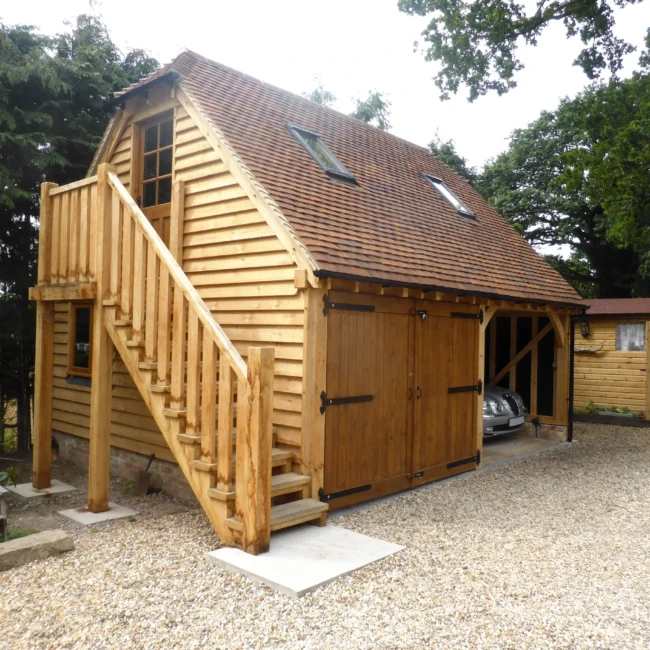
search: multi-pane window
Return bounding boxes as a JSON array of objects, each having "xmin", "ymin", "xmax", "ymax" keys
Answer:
[
  {"xmin": 615, "ymin": 323, "xmax": 646, "ymax": 351},
  {"xmin": 142, "ymin": 115, "xmax": 174, "ymax": 208},
  {"xmin": 69, "ymin": 305, "xmax": 93, "ymax": 376},
  {"xmin": 423, "ymin": 174, "xmax": 475, "ymax": 218}
]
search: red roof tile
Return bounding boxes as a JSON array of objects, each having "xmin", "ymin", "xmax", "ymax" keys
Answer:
[
  {"xmin": 120, "ymin": 51, "xmax": 582, "ymax": 306},
  {"xmin": 584, "ymin": 299, "xmax": 650, "ymax": 316}
]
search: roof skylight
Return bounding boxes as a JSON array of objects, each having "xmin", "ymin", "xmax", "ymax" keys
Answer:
[
  {"xmin": 288, "ymin": 124, "xmax": 356, "ymax": 183},
  {"xmin": 423, "ymin": 174, "xmax": 475, "ymax": 218}
]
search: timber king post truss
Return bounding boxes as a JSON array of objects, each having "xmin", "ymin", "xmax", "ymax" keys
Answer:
[{"xmin": 29, "ymin": 163, "xmax": 327, "ymax": 555}]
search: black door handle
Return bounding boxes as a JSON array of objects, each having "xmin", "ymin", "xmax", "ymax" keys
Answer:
[{"xmin": 417, "ymin": 386, "xmax": 422, "ymax": 399}]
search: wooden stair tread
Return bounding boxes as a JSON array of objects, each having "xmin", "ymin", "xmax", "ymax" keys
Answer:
[
  {"xmin": 273, "ymin": 499, "xmax": 328, "ymax": 532},
  {"xmin": 271, "ymin": 472, "xmax": 309, "ymax": 497},
  {"xmin": 226, "ymin": 499, "xmax": 327, "ymax": 534}
]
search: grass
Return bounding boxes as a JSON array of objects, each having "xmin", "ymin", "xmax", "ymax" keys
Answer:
[{"xmin": 3, "ymin": 524, "xmax": 38, "ymax": 543}]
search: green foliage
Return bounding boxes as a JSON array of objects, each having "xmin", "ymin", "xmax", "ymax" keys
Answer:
[
  {"xmin": 349, "ymin": 91, "xmax": 391, "ymax": 130},
  {"xmin": 428, "ymin": 133, "xmax": 478, "ymax": 183},
  {"xmin": 5, "ymin": 524, "xmax": 38, "ymax": 542},
  {"xmin": 0, "ymin": 17, "xmax": 157, "ymax": 450},
  {"xmin": 302, "ymin": 82, "xmax": 337, "ymax": 107},
  {"xmin": 0, "ymin": 466, "xmax": 18, "ymax": 486},
  {"xmin": 303, "ymin": 84, "xmax": 392, "ymax": 130},
  {"xmin": 575, "ymin": 400, "xmax": 634, "ymax": 415},
  {"xmin": 398, "ymin": 0, "xmax": 643, "ymax": 100},
  {"xmin": 479, "ymin": 70, "xmax": 650, "ymax": 297}
]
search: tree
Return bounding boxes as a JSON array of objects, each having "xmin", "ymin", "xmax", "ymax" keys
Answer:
[
  {"xmin": 479, "ymin": 70, "xmax": 650, "ymax": 298},
  {"xmin": 303, "ymin": 84, "xmax": 393, "ymax": 130},
  {"xmin": 0, "ymin": 16, "xmax": 157, "ymax": 450},
  {"xmin": 398, "ymin": 0, "xmax": 644, "ymax": 101},
  {"xmin": 428, "ymin": 133, "xmax": 478, "ymax": 183},
  {"xmin": 302, "ymin": 82, "xmax": 337, "ymax": 107},
  {"xmin": 350, "ymin": 91, "xmax": 391, "ymax": 130}
]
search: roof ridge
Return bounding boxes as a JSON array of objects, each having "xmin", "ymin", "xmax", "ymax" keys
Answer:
[{"xmin": 162, "ymin": 49, "xmax": 436, "ymax": 156}]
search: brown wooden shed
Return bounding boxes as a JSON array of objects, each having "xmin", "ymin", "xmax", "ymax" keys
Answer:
[
  {"xmin": 30, "ymin": 51, "xmax": 582, "ymax": 554},
  {"xmin": 574, "ymin": 299, "xmax": 650, "ymax": 417}
]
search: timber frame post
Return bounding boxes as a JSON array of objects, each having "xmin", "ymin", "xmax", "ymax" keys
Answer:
[
  {"xmin": 87, "ymin": 164, "xmax": 116, "ymax": 513},
  {"xmin": 235, "ymin": 346, "xmax": 275, "ymax": 554},
  {"xmin": 32, "ymin": 182, "xmax": 58, "ymax": 489}
]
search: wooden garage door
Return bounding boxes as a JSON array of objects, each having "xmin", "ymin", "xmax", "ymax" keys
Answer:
[
  {"xmin": 323, "ymin": 294, "xmax": 412, "ymax": 504},
  {"xmin": 323, "ymin": 293, "xmax": 481, "ymax": 507},
  {"xmin": 411, "ymin": 301, "xmax": 480, "ymax": 485}
]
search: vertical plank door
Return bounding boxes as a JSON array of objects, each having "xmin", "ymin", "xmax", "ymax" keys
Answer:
[
  {"xmin": 323, "ymin": 293, "xmax": 412, "ymax": 508},
  {"xmin": 411, "ymin": 301, "xmax": 480, "ymax": 485}
]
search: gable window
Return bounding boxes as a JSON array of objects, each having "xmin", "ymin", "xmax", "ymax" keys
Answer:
[
  {"xmin": 141, "ymin": 113, "xmax": 174, "ymax": 208},
  {"xmin": 287, "ymin": 124, "xmax": 356, "ymax": 183},
  {"xmin": 69, "ymin": 305, "xmax": 93, "ymax": 377},
  {"xmin": 423, "ymin": 174, "xmax": 474, "ymax": 218},
  {"xmin": 616, "ymin": 323, "xmax": 646, "ymax": 351}
]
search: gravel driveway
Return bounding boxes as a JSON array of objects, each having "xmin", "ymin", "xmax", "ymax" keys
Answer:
[{"xmin": 2, "ymin": 423, "xmax": 650, "ymax": 649}]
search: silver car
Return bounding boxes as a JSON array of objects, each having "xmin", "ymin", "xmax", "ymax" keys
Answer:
[{"xmin": 483, "ymin": 385, "xmax": 528, "ymax": 437}]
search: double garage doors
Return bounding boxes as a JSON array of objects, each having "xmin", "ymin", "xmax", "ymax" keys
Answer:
[{"xmin": 323, "ymin": 292, "xmax": 481, "ymax": 508}]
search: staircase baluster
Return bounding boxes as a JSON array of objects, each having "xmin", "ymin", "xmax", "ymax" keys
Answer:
[
  {"xmin": 132, "ymin": 227, "xmax": 146, "ymax": 343},
  {"xmin": 186, "ymin": 310, "xmax": 201, "ymax": 435},
  {"xmin": 157, "ymin": 264, "xmax": 171, "ymax": 385},
  {"xmin": 217, "ymin": 355, "xmax": 235, "ymax": 493},
  {"xmin": 109, "ymin": 190, "xmax": 123, "ymax": 302},
  {"xmin": 201, "ymin": 333, "xmax": 217, "ymax": 466},
  {"xmin": 120, "ymin": 207, "xmax": 134, "ymax": 319},
  {"xmin": 144, "ymin": 241, "xmax": 159, "ymax": 363},
  {"xmin": 170, "ymin": 291, "xmax": 187, "ymax": 411}
]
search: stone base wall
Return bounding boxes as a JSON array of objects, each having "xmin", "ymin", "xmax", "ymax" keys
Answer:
[
  {"xmin": 53, "ymin": 431, "xmax": 195, "ymax": 501},
  {"xmin": 521, "ymin": 422, "xmax": 569, "ymax": 442}
]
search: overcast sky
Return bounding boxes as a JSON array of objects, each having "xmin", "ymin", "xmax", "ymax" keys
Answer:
[{"xmin": 3, "ymin": 0, "xmax": 648, "ymax": 168}]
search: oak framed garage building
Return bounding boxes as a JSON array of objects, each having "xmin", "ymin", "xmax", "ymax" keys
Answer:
[{"xmin": 30, "ymin": 51, "xmax": 582, "ymax": 554}]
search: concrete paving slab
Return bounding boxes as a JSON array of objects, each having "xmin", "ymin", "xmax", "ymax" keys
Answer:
[
  {"xmin": 0, "ymin": 529, "xmax": 74, "ymax": 572},
  {"xmin": 58, "ymin": 502, "xmax": 137, "ymax": 525},
  {"xmin": 207, "ymin": 524, "xmax": 403, "ymax": 598},
  {"xmin": 6, "ymin": 479, "xmax": 77, "ymax": 499}
]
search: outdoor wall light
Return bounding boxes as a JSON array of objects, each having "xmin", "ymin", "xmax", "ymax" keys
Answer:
[{"xmin": 580, "ymin": 319, "xmax": 590, "ymax": 338}]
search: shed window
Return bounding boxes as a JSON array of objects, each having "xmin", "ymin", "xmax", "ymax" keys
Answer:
[
  {"xmin": 423, "ymin": 174, "xmax": 474, "ymax": 218},
  {"xmin": 616, "ymin": 323, "xmax": 646, "ymax": 351},
  {"xmin": 287, "ymin": 124, "xmax": 356, "ymax": 183},
  {"xmin": 141, "ymin": 113, "xmax": 174, "ymax": 208},
  {"xmin": 69, "ymin": 305, "xmax": 93, "ymax": 377}
]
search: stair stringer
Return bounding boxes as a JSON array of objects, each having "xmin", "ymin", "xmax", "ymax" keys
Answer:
[{"xmin": 103, "ymin": 308, "xmax": 237, "ymax": 546}]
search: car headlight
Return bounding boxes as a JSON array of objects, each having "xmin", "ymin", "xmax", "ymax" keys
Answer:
[{"xmin": 483, "ymin": 398, "xmax": 499, "ymax": 415}]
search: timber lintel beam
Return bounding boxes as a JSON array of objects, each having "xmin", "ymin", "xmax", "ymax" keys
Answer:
[{"xmin": 29, "ymin": 283, "xmax": 97, "ymax": 302}]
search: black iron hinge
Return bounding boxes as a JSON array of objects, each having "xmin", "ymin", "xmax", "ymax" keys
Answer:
[
  {"xmin": 451, "ymin": 309, "xmax": 484, "ymax": 324},
  {"xmin": 320, "ymin": 391, "xmax": 374, "ymax": 414},
  {"xmin": 448, "ymin": 379, "xmax": 482, "ymax": 395},
  {"xmin": 411, "ymin": 309, "xmax": 429, "ymax": 320},
  {"xmin": 447, "ymin": 449, "xmax": 481, "ymax": 470},
  {"xmin": 323, "ymin": 295, "xmax": 375, "ymax": 316},
  {"xmin": 318, "ymin": 484, "xmax": 371, "ymax": 502}
]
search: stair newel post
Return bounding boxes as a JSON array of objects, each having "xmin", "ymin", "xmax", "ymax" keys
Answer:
[
  {"xmin": 32, "ymin": 181, "xmax": 58, "ymax": 489},
  {"xmin": 88, "ymin": 164, "xmax": 116, "ymax": 513},
  {"xmin": 235, "ymin": 347, "xmax": 275, "ymax": 555}
]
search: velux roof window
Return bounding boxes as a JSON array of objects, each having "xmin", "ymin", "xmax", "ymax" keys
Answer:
[
  {"xmin": 423, "ymin": 174, "xmax": 475, "ymax": 218},
  {"xmin": 288, "ymin": 124, "xmax": 356, "ymax": 183}
]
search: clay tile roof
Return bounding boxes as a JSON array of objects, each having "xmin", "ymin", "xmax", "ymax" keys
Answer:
[
  {"xmin": 119, "ymin": 51, "xmax": 582, "ymax": 306},
  {"xmin": 584, "ymin": 299, "xmax": 650, "ymax": 316}
]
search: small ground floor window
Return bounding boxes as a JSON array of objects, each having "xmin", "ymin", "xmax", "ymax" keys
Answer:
[{"xmin": 68, "ymin": 304, "xmax": 93, "ymax": 377}]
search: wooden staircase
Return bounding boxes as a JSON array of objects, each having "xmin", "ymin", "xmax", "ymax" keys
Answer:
[{"xmin": 33, "ymin": 163, "xmax": 327, "ymax": 554}]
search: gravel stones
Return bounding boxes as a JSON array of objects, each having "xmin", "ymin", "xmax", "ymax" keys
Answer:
[{"xmin": 2, "ymin": 424, "xmax": 649, "ymax": 649}]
